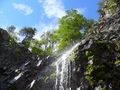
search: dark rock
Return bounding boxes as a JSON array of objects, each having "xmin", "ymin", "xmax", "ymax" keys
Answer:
[
  {"xmin": 0, "ymin": 28, "xmax": 56, "ymax": 90},
  {"xmin": 0, "ymin": 28, "xmax": 10, "ymax": 44},
  {"xmin": 69, "ymin": 3, "xmax": 120, "ymax": 89}
]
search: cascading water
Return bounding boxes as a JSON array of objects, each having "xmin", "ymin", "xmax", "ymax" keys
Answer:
[{"xmin": 55, "ymin": 43, "xmax": 80, "ymax": 90}]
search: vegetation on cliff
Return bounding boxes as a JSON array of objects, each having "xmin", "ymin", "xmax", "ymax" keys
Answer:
[
  {"xmin": 68, "ymin": 0, "xmax": 120, "ymax": 89},
  {"xmin": 0, "ymin": 0, "xmax": 120, "ymax": 90}
]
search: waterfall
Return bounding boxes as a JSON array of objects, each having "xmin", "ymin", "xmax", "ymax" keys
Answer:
[{"xmin": 55, "ymin": 43, "xmax": 80, "ymax": 90}]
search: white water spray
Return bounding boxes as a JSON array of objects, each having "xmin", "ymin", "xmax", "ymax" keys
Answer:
[{"xmin": 55, "ymin": 43, "xmax": 80, "ymax": 90}]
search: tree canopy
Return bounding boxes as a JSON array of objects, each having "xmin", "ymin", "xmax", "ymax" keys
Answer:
[
  {"xmin": 19, "ymin": 27, "xmax": 36, "ymax": 38},
  {"xmin": 6, "ymin": 10, "xmax": 94, "ymax": 56},
  {"xmin": 19, "ymin": 27, "xmax": 37, "ymax": 48},
  {"xmin": 56, "ymin": 10, "xmax": 94, "ymax": 51}
]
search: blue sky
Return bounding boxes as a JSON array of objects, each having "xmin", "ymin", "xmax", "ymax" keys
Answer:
[{"xmin": 0, "ymin": 0, "xmax": 99, "ymax": 38}]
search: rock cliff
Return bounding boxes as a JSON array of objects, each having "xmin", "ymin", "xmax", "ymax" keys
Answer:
[
  {"xmin": 0, "ymin": 28, "xmax": 55, "ymax": 90},
  {"xmin": 69, "ymin": 1, "xmax": 120, "ymax": 89}
]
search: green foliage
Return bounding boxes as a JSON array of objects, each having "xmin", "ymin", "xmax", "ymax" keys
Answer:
[
  {"xmin": 19, "ymin": 27, "xmax": 36, "ymax": 48},
  {"xmin": 106, "ymin": 0, "xmax": 117, "ymax": 13},
  {"xmin": 69, "ymin": 52, "xmax": 76, "ymax": 62},
  {"xmin": 41, "ymin": 31, "xmax": 57, "ymax": 48},
  {"xmin": 19, "ymin": 27, "xmax": 36, "ymax": 38},
  {"xmin": 30, "ymin": 40, "xmax": 47, "ymax": 57},
  {"xmin": 9, "ymin": 37, "xmax": 17, "ymax": 47},
  {"xmin": 56, "ymin": 10, "xmax": 84, "ymax": 50},
  {"xmin": 43, "ymin": 72, "xmax": 56, "ymax": 83},
  {"xmin": 30, "ymin": 39, "xmax": 53, "ymax": 57},
  {"xmin": 7, "ymin": 25, "xmax": 16, "ymax": 34},
  {"xmin": 56, "ymin": 10, "xmax": 93, "ymax": 51},
  {"xmin": 7, "ymin": 25, "xmax": 18, "ymax": 41},
  {"xmin": 114, "ymin": 59, "xmax": 120, "ymax": 65},
  {"xmin": 77, "ymin": 40, "xmax": 120, "ymax": 89},
  {"xmin": 98, "ymin": 0, "xmax": 118, "ymax": 14},
  {"xmin": 6, "ymin": 9, "xmax": 94, "ymax": 56},
  {"xmin": 57, "ymin": 40, "xmax": 70, "ymax": 51},
  {"xmin": 5, "ymin": 10, "xmax": 95, "ymax": 57},
  {"xmin": 68, "ymin": 46, "xmax": 79, "ymax": 61},
  {"xmin": 7, "ymin": 25, "xmax": 19, "ymax": 47},
  {"xmin": 65, "ymin": 29, "xmax": 120, "ymax": 89},
  {"xmin": 40, "ymin": 31, "xmax": 58, "ymax": 55},
  {"xmin": 85, "ymin": 51, "xmax": 93, "ymax": 57}
]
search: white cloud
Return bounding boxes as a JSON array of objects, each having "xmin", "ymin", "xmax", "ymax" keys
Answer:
[
  {"xmin": 38, "ymin": 0, "xmax": 66, "ymax": 18},
  {"xmin": 12, "ymin": 3, "xmax": 33, "ymax": 15},
  {"xmin": 76, "ymin": 8, "xmax": 86, "ymax": 15}
]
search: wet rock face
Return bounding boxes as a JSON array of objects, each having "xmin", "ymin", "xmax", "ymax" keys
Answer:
[
  {"xmin": 0, "ymin": 29, "xmax": 56, "ymax": 90},
  {"xmin": 71, "ymin": 6, "xmax": 120, "ymax": 90}
]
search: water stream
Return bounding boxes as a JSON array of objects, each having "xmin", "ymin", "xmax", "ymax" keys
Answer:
[{"xmin": 55, "ymin": 43, "xmax": 80, "ymax": 90}]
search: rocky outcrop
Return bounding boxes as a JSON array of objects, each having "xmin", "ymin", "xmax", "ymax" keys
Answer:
[
  {"xmin": 69, "ymin": 3, "xmax": 120, "ymax": 90},
  {"xmin": 0, "ymin": 28, "xmax": 55, "ymax": 90},
  {"xmin": 0, "ymin": 28, "xmax": 10, "ymax": 43}
]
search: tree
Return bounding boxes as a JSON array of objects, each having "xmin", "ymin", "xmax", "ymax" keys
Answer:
[
  {"xmin": 30, "ymin": 39, "xmax": 47, "ymax": 57},
  {"xmin": 7, "ymin": 25, "xmax": 18, "ymax": 45},
  {"xmin": 19, "ymin": 27, "xmax": 36, "ymax": 48},
  {"xmin": 19, "ymin": 27, "xmax": 36, "ymax": 38},
  {"xmin": 39, "ymin": 30, "xmax": 58, "ymax": 55},
  {"xmin": 56, "ymin": 10, "xmax": 86, "ymax": 51},
  {"xmin": 30, "ymin": 32, "xmax": 57, "ymax": 57},
  {"xmin": 7, "ymin": 25, "xmax": 16, "ymax": 34}
]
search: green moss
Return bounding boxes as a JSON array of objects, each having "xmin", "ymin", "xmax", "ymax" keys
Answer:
[
  {"xmin": 95, "ymin": 40, "xmax": 106, "ymax": 45},
  {"xmin": 9, "ymin": 37, "xmax": 17, "ymax": 47},
  {"xmin": 114, "ymin": 59, "xmax": 120, "ymax": 65},
  {"xmin": 115, "ymin": 43, "xmax": 120, "ymax": 51},
  {"xmin": 43, "ymin": 72, "xmax": 56, "ymax": 83},
  {"xmin": 99, "ymin": 86, "xmax": 106, "ymax": 90},
  {"xmin": 85, "ymin": 64, "xmax": 94, "ymax": 75},
  {"xmin": 88, "ymin": 56, "xmax": 94, "ymax": 61},
  {"xmin": 69, "ymin": 52, "xmax": 76, "ymax": 62},
  {"xmin": 49, "ymin": 73, "xmax": 56, "ymax": 79},
  {"xmin": 85, "ymin": 76, "xmax": 94, "ymax": 86},
  {"xmin": 106, "ymin": 0, "xmax": 117, "ymax": 13},
  {"xmin": 44, "ymin": 76, "xmax": 49, "ymax": 83},
  {"xmin": 84, "ymin": 51, "xmax": 94, "ymax": 61},
  {"xmin": 85, "ymin": 51, "xmax": 92, "ymax": 57},
  {"xmin": 98, "ymin": 0, "xmax": 117, "ymax": 14}
]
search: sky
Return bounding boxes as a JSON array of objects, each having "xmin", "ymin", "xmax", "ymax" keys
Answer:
[{"xmin": 0, "ymin": 0, "xmax": 99, "ymax": 38}]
